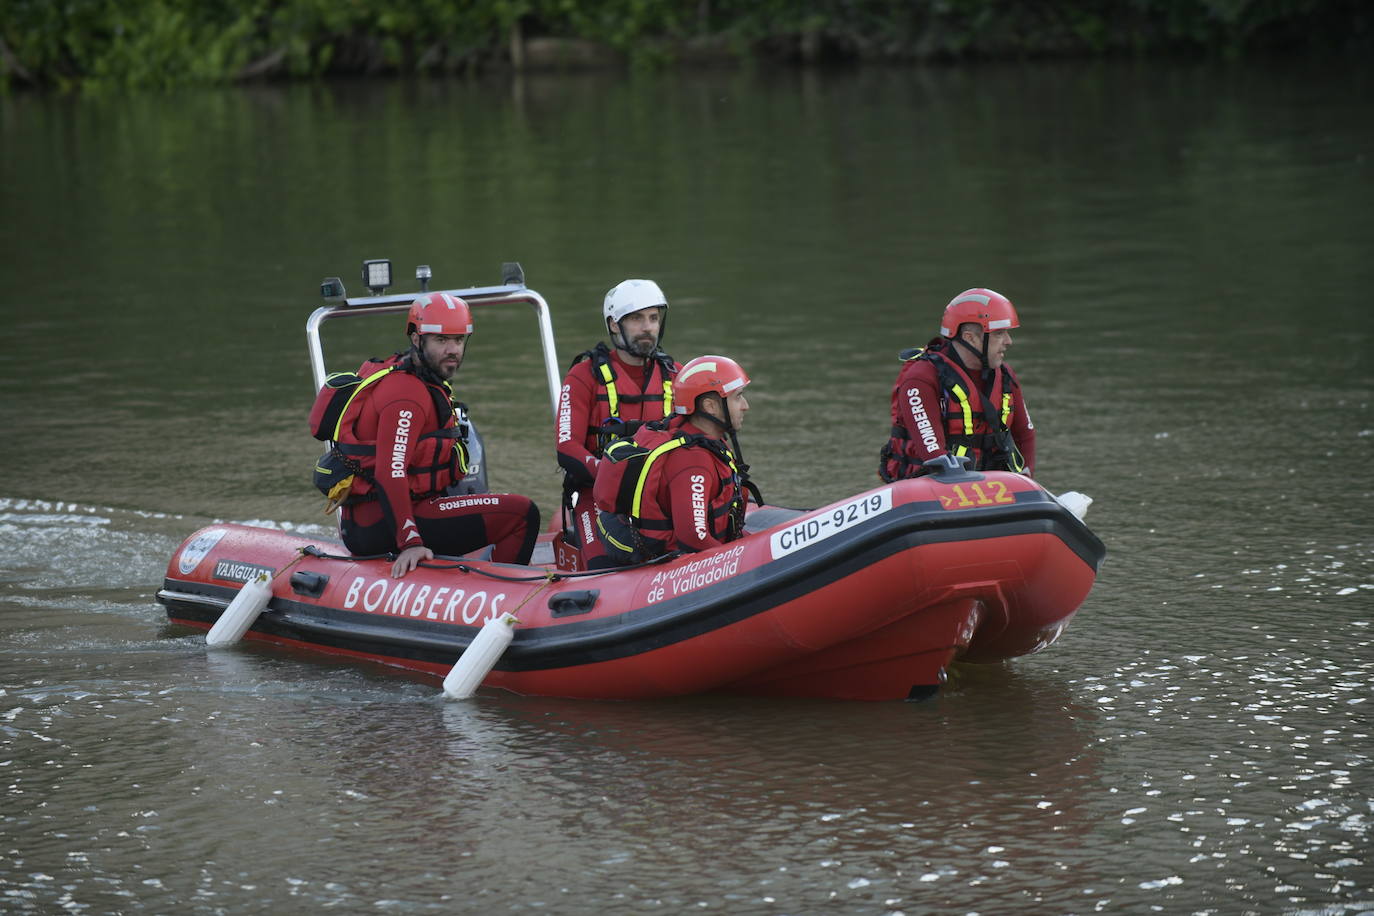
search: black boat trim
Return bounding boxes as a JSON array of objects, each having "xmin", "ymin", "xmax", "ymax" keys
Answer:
[{"xmin": 158, "ymin": 492, "xmax": 1104, "ymax": 674}]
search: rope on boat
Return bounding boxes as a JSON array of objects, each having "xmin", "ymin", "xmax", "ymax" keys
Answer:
[
  {"xmin": 304, "ymin": 545, "xmax": 386, "ymax": 561},
  {"xmin": 504, "ymin": 569, "xmax": 557, "ymax": 617},
  {"xmin": 300, "ymin": 543, "xmax": 680, "ymax": 582}
]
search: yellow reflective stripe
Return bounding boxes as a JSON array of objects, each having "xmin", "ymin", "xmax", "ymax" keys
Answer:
[
  {"xmin": 331, "ymin": 368, "xmax": 395, "ymax": 441},
  {"xmin": 949, "ymin": 383, "xmax": 973, "ymax": 434},
  {"xmin": 662, "ymin": 379, "xmax": 673, "ymax": 417},
  {"xmin": 452, "ymin": 439, "xmax": 469, "ymax": 476},
  {"xmin": 1001, "ymin": 392, "xmax": 1013, "ymax": 425},
  {"xmin": 604, "ymin": 439, "xmax": 638, "ymax": 461},
  {"xmin": 596, "ymin": 514, "xmax": 635, "ymax": 552},
  {"xmin": 598, "ymin": 362, "xmax": 619, "ymax": 416},
  {"xmin": 720, "ymin": 444, "xmax": 739, "ymax": 474},
  {"xmin": 630, "ymin": 437, "xmax": 691, "ymax": 518}
]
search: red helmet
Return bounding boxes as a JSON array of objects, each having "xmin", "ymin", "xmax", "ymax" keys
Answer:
[
  {"xmin": 406, "ymin": 292, "xmax": 473, "ymax": 337},
  {"xmin": 673, "ymin": 355, "xmax": 750, "ymax": 415},
  {"xmin": 939, "ymin": 288, "xmax": 1020, "ymax": 338}
]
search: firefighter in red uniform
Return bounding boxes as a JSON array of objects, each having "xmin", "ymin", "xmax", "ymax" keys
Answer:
[
  {"xmin": 322, "ymin": 292, "xmax": 539, "ymax": 577},
  {"xmin": 881, "ymin": 287, "xmax": 1036, "ymax": 481},
  {"xmin": 592, "ymin": 355, "xmax": 754, "ymax": 567},
  {"xmin": 556, "ymin": 279, "xmax": 679, "ymax": 566}
]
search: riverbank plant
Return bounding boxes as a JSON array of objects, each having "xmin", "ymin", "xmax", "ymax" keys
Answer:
[{"xmin": 1, "ymin": 0, "xmax": 1365, "ymax": 90}]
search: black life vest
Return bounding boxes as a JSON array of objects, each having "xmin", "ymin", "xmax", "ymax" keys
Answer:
[
  {"xmin": 570, "ymin": 342, "xmax": 677, "ymax": 452},
  {"xmin": 593, "ymin": 421, "xmax": 745, "ymax": 548},
  {"xmin": 307, "ymin": 356, "xmax": 469, "ymax": 506},
  {"xmin": 880, "ymin": 344, "xmax": 1026, "ymax": 480}
]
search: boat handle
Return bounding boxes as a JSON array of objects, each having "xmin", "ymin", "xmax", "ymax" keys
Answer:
[
  {"xmin": 289, "ymin": 570, "xmax": 330, "ymax": 598},
  {"xmin": 549, "ymin": 589, "xmax": 599, "ymax": 617}
]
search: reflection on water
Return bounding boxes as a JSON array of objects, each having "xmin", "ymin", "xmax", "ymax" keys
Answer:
[
  {"xmin": 8, "ymin": 493, "xmax": 1368, "ymax": 913},
  {"xmin": 12, "ymin": 617, "xmax": 1364, "ymax": 913},
  {"xmin": 2, "ymin": 570, "xmax": 1369, "ymax": 912},
  {"xmin": 4, "ymin": 633, "xmax": 1103, "ymax": 912},
  {"xmin": 3, "ymin": 57, "xmax": 1373, "ymax": 914}
]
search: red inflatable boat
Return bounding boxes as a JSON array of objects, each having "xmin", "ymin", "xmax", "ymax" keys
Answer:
[
  {"xmin": 159, "ymin": 470, "xmax": 1103, "ymax": 701},
  {"xmin": 155, "ymin": 261, "xmax": 1106, "ymax": 701}
]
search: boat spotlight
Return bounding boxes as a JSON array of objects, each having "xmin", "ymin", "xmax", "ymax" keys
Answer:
[
  {"xmin": 362, "ymin": 259, "xmax": 392, "ymax": 294},
  {"xmin": 320, "ymin": 277, "xmax": 346, "ymax": 300},
  {"xmin": 502, "ymin": 261, "xmax": 525, "ymax": 286},
  {"xmin": 416, "ymin": 264, "xmax": 432, "ymax": 292}
]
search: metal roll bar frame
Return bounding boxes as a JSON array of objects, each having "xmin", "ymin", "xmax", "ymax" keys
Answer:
[{"xmin": 305, "ymin": 278, "xmax": 562, "ymax": 421}]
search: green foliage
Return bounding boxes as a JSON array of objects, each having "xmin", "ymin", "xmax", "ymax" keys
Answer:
[
  {"xmin": 2, "ymin": 0, "xmax": 261, "ymax": 89},
  {"xmin": 0, "ymin": 0, "xmax": 1364, "ymax": 91}
]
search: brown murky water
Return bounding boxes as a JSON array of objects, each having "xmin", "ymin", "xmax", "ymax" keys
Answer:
[{"xmin": 2, "ymin": 58, "xmax": 1371, "ymax": 913}]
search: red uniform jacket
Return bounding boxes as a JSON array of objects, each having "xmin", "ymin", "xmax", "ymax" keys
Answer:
[
  {"xmin": 594, "ymin": 417, "xmax": 745, "ymax": 555},
  {"xmin": 884, "ymin": 345, "xmax": 1035, "ymax": 479},
  {"xmin": 337, "ymin": 356, "xmax": 465, "ymax": 551},
  {"xmin": 556, "ymin": 344, "xmax": 678, "ymax": 490}
]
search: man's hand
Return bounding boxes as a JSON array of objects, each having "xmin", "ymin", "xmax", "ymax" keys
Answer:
[{"xmin": 392, "ymin": 545, "xmax": 433, "ymax": 578}]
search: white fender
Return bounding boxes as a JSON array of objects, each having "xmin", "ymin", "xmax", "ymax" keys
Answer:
[
  {"xmin": 1054, "ymin": 490, "xmax": 1093, "ymax": 521},
  {"xmin": 443, "ymin": 613, "xmax": 519, "ymax": 699},
  {"xmin": 206, "ymin": 572, "xmax": 273, "ymax": 647}
]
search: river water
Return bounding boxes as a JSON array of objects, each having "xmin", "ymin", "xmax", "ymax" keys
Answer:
[{"xmin": 2, "ymin": 57, "xmax": 1372, "ymax": 913}]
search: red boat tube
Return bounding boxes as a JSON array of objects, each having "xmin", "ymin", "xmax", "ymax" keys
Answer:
[{"xmin": 158, "ymin": 468, "xmax": 1105, "ymax": 701}]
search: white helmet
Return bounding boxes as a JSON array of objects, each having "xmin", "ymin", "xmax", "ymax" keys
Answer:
[{"xmin": 604, "ymin": 279, "xmax": 668, "ymax": 324}]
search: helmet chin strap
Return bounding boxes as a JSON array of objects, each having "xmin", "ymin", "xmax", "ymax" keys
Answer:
[
  {"xmin": 406, "ymin": 335, "xmax": 448, "ymax": 385},
  {"xmin": 952, "ymin": 332, "xmax": 994, "ymax": 379},
  {"xmin": 610, "ymin": 320, "xmax": 661, "ymax": 360},
  {"xmin": 609, "ymin": 307, "xmax": 667, "ymax": 359},
  {"xmin": 695, "ymin": 394, "xmax": 749, "ymax": 474},
  {"xmin": 689, "ymin": 391, "xmax": 763, "ymax": 511}
]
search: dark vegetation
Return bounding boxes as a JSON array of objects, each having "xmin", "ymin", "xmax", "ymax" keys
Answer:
[{"xmin": 2, "ymin": 0, "xmax": 1367, "ymax": 90}]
